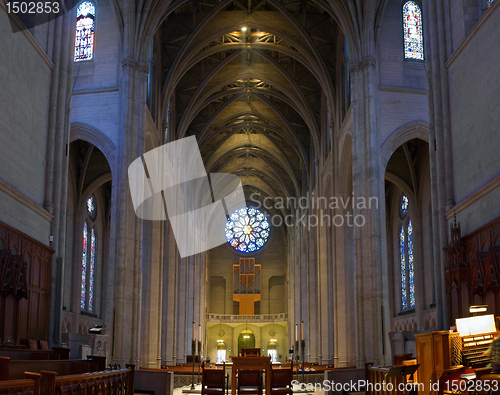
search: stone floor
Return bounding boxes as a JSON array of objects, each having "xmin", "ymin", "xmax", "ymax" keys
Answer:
[{"xmin": 175, "ymin": 383, "xmax": 326, "ymax": 395}]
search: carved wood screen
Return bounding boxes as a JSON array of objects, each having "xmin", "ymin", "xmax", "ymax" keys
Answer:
[
  {"xmin": 0, "ymin": 221, "xmax": 53, "ymax": 346},
  {"xmin": 444, "ymin": 216, "xmax": 500, "ymax": 325}
]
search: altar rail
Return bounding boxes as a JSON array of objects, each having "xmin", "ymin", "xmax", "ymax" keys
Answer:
[
  {"xmin": 206, "ymin": 313, "xmax": 288, "ymax": 323},
  {"xmin": 0, "ymin": 366, "xmax": 134, "ymax": 395}
]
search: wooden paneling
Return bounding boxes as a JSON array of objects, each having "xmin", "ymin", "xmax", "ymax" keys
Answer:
[
  {"xmin": 444, "ymin": 216, "xmax": 500, "ymax": 325},
  {"xmin": 0, "ymin": 221, "xmax": 53, "ymax": 346},
  {"xmin": 415, "ymin": 331, "xmax": 462, "ymax": 395}
]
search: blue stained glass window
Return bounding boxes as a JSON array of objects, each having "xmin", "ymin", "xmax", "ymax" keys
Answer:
[
  {"xmin": 89, "ymin": 228, "xmax": 96, "ymax": 311},
  {"xmin": 400, "ymin": 225, "xmax": 407, "ymax": 310},
  {"xmin": 81, "ymin": 222, "xmax": 88, "ymax": 309},
  {"xmin": 400, "ymin": 194, "xmax": 409, "ymax": 219},
  {"xmin": 403, "ymin": 1, "xmax": 424, "ymax": 60},
  {"xmin": 408, "ymin": 220, "xmax": 415, "ymax": 308},
  {"xmin": 75, "ymin": 1, "xmax": 95, "ymax": 61},
  {"xmin": 225, "ymin": 207, "xmax": 270, "ymax": 253}
]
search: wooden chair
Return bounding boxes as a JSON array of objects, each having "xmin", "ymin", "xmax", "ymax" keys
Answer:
[
  {"xmin": 236, "ymin": 370, "xmax": 262, "ymax": 395},
  {"xmin": 270, "ymin": 369, "xmax": 293, "ymax": 395},
  {"xmin": 201, "ymin": 362, "xmax": 227, "ymax": 395}
]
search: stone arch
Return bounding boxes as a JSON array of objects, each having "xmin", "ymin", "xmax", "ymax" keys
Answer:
[
  {"xmin": 380, "ymin": 121, "xmax": 429, "ymax": 170},
  {"xmin": 70, "ymin": 122, "xmax": 116, "ymax": 171}
]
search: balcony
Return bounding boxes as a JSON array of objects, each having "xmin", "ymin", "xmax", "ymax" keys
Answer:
[{"xmin": 206, "ymin": 313, "xmax": 288, "ymax": 323}]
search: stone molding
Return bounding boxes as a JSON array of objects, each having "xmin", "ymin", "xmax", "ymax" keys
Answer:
[
  {"xmin": 73, "ymin": 86, "xmax": 120, "ymax": 96},
  {"xmin": 444, "ymin": 174, "xmax": 500, "ymax": 220},
  {"xmin": 446, "ymin": 0, "xmax": 499, "ymax": 69},
  {"xmin": 378, "ymin": 85, "xmax": 427, "ymax": 95},
  {"xmin": 0, "ymin": 178, "xmax": 54, "ymax": 223}
]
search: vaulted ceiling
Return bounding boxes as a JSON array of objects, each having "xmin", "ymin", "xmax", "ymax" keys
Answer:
[{"xmin": 155, "ymin": 0, "xmax": 346, "ymax": 218}]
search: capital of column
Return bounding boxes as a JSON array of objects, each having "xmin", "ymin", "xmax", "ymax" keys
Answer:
[
  {"xmin": 360, "ymin": 57, "xmax": 376, "ymax": 69},
  {"xmin": 122, "ymin": 57, "xmax": 138, "ymax": 69},
  {"xmin": 348, "ymin": 62, "xmax": 360, "ymax": 74},
  {"xmin": 138, "ymin": 62, "xmax": 150, "ymax": 75}
]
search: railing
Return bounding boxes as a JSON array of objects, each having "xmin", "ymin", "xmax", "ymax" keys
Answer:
[{"xmin": 206, "ymin": 313, "xmax": 288, "ymax": 322}]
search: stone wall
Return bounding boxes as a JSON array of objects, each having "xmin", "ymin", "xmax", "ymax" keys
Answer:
[
  {"xmin": 447, "ymin": 3, "xmax": 500, "ymax": 235},
  {"xmin": 0, "ymin": 7, "xmax": 53, "ymax": 243}
]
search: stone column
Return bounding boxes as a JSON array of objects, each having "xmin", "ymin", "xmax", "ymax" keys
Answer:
[
  {"xmin": 316, "ymin": 199, "xmax": 330, "ymax": 364},
  {"xmin": 107, "ymin": 58, "xmax": 149, "ymax": 366},
  {"xmin": 45, "ymin": 10, "xmax": 74, "ymax": 347},
  {"xmin": 162, "ymin": 222, "xmax": 178, "ymax": 365},
  {"xmin": 140, "ymin": 217, "xmax": 163, "ymax": 368},
  {"xmin": 422, "ymin": 0, "xmax": 453, "ymax": 330},
  {"xmin": 350, "ymin": 57, "xmax": 390, "ymax": 367}
]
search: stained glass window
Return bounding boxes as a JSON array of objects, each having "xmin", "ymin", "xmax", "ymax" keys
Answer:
[
  {"xmin": 400, "ymin": 194, "xmax": 409, "ymax": 219},
  {"xmin": 403, "ymin": 1, "xmax": 424, "ymax": 60},
  {"xmin": 399, "ymin": 194, "xmax": 415, "ymax": 311},
  {"xmin": 87, "ymin": 193, "xmax": 97, "ymax": 221},
  {"xmin": 89, "ymin": 228, "xmax": 96, "ymax": 311},
  {"xmin": 74, "ymin": 1, "xmax": 95, "ymax": 62},
  {"xmin": 488, "ymin": 0, "xmax": 495, "ymax": 7},
  {"xmin": 81, "ymin": 195, "xmax": 97, "ymax": 311},
  {"xmin": 81, "ymin": 222, "xmax": 88, "ymax": 309},
  {"xmin": 225, "ymin": 207, "xmax": 270, "ymax": 253},
  {"xmin": 408, "ymin": 219, "xmax": 415, "ymax": 308},
  {"xmin": 400, "ymin": 225, "xmax": 407, "ymax": 310}
]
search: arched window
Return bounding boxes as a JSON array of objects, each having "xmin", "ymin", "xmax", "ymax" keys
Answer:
[
  {"xmin": 399, "ymin": 193, "xmax": 415, "ymax": 310},
  {"xmin": 402, "ymin": 1, "xmax": 424, "ymax": 60},
  {"xmin": 74, "ymin": 1, "xmax": 95, "ymax": 62},
  {"xmin": 81, "ymin": 194, "xmax": 97, "ymax": 312}
]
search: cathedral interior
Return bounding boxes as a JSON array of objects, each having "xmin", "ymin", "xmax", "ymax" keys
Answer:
[{"xmin": 1, "ymin": 0, "xmax": 500, "ymax": 391}]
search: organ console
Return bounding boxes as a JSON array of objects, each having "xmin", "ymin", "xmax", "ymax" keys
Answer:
[
  {"xmin": 460, "ymin": 332, "xmax": 494, "ymax": 367},
  {"xmin": 415, "ymin": 314, "xmax": 497, "ymax": 395},
  {"xmin": 456, "ymin": 314, "xmax": 496, "ymax": 368}
]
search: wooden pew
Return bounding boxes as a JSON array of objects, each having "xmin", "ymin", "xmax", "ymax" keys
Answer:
[
  {"xmin": 47, "ymin": 366, "xmax": 135, "ymax": 395},
  {"xmin": 0, "ymin": 358, "xmax": 99, "ymax": 380},
  {"xmin": 0, "ymin": 372, "xmax": 41, "ymax": 395}
]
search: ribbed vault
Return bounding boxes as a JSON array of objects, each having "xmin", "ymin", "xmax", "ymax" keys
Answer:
[{"xmin": 141, "ymin": 0, "xmax": 363, "ymax": 221}]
